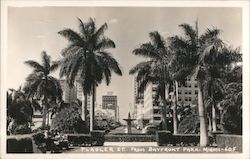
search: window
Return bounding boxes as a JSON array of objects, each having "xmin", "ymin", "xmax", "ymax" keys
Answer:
[
  {"xmin": 194, "ymin": 83, "xmax": 198, "ymax": 88},
  {"xmin": 154, "ymin": 116, "xmax": 161, "ymax": 120},
  {"xmin": 185, "ymin": 97, "xmax": 188, "ymax": 101},
  {"xmin": 185, "ymin": 90, "xmax": 188, "ymax": 94},
  {"xmin": 188, "ymin": 90, "xmax": 192, "ymax": 94},
  {"xmin": 178, "ymin": 97, "xmax": 182, "ymax": 101},
  {"xmin": 195, "ymin": 90, "xmax": 198, "ymax": 94},
  {"xmin": 178, "ymin": 90, "xmax": 182, "ymax": 94},
  {"xmin": 189, "ymin": 97, "xmax": 192, "ymax": 101}
]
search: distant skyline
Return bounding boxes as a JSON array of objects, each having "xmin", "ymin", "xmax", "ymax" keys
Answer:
[{"xmin": 7, "ymin": 7, "xmax": 242, "ymax": 120}]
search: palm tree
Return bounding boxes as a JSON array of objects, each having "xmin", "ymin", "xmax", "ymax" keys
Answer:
[
  {"xmin": 168, "ymin": 21, "xmax": 227, "ymax": 146},
  {"xmin": 24, "ymin": 51, "xmax": 62, "ymax": 127},
  {"xmin": 58, "ymin": 18, "xmax": 122, "ymax": 131},
  {"xmin": 129, "ymin": 31, "xmax": 172, "ymax": 130}
]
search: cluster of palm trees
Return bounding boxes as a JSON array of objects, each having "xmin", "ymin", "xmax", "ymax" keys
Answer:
[
  {"xmin": 7, "ymin": 18, "xmax": 122, "ymax": 133},
  {"xmin": 7, "ymin": 18, "xmax": 241, "ymax": 147},
  {"xmin": 130, "ymin": 21, "xmax": 241, "ymax": 146}
]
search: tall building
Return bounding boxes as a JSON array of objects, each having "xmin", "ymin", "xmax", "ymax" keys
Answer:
[
  {"xmin": 143, "ymin": 82, "xmax": 162, "ymax": 125},
  {"xmin": 102, "ymin": 92, "xmax": 118, "ymax": 121},
  {"xmin": 133, "ymin": 76, "xmax": 198, "ymax": 128},
  {"xmin": 177, "ymin": 76, "xmax": 198, "ymax": 105},
  {"xmin": 59, "ymin": 80, "xmax": 77, "ymax": 103},
  {"xmin": 59, "ymin": 79, "xmax": 92, "ymax": 120},
  {"xmin": 75, "ymin": 81, "xmax": 92, "ymax": 110}
]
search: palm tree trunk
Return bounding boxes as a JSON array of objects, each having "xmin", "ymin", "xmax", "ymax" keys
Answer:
[
  {"xmin": 197, "ymin": 81, "xmax": 209, "ymax": 146},
  {"xmin": 161, "ymin": 83, "xmax": 169, "ymax": 130},
  {"xmin": 208, "ymin": 115, "xmax": 212, "ymax": 132},
  {"xmin": 47, "ymin": 111, "xmax": 50, "ymax": 126},
  {"xmin": 212, "ymin": 104, "xmax": 217, "ymax": 132},
  {"xmin": 173, "ymin": 81, "xmax": 178, "ymax": 134},
  {"xmin": 90, "ymin": 83, "xmax": 96, "ymax": 131},
  {"xmin": 42, "ymin": 95, "xmax": 47, "ymax": 127},
  {"xmin": 82, "ymin": 92, "xmax": 88, "ymax": 121}
]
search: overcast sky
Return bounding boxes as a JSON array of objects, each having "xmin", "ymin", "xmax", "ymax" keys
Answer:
[{"xmin": 7, "ymin": 7, "xmax": 242, "ymax": 120}]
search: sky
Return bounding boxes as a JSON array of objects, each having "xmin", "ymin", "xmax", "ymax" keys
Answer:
[{"xmin": 7, "ymin": 7, "xmax": 242, "ymax": 120}]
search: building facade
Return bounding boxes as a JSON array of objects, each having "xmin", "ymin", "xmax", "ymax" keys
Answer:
[
  {"xmin": 177, "ymin": 76, "xmax": 198, "ymax": 105},
  {"xmin": 102, "ymin": 92, "xmax": 118, "ymax": 121},
  {"xmin": 59, "ymin": 80, "xmax": 77, "ymax": 103},
  {"xmin": 133, "ymin": 76, "xmax": 198, "ymax": 129}
]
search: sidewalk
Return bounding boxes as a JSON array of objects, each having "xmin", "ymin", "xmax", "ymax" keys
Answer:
[{"xmin": 104, "ymin": 142, "xmax": 158, "ymax": 147}]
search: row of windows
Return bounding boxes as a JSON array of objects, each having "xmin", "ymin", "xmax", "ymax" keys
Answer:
[
  {"xmin": 178, "ymin": 90, "xmax": 198, "ymax": 95},
  {"xmin": 178, "ymin": 97, "xmax": 193, "ymax": 101}
]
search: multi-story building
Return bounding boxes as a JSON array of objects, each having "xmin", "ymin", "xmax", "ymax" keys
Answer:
[
  {"xmin": 133, "ymin": 78, "xmax": 145, "ymax": 128},
  {"xmin": 143, "ymin": 82, "xmax": 162, "ymax": 126},
  {"xmin": 75, "ymin": 81, "xmax": 92, "ymax": 110},
  {"xmin": 59, "ymin": 79, "xmax": 93, "ymax": 120},
  {"xmin": 59, "ymin": 80, "xmax": 77, "ymax": 103},
  {"xmin": 102, "ymin": 92, "xmax": 118, "ymax": 121},
  {"xmin": 177, "ymin": 76, "xmax": 198, "ymax": 106},
  {"xmin": 133, "ymin": 76, "xmax": 198, "ymax": 129}
]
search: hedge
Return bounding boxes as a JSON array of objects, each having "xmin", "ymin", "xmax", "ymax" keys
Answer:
[
  {"xmin": 105, "ymin": 134, "xmax": 156, "ymax": 142},
  {"xmin": 216, "ymin": 134, "xmax": 242, "ymax": 152},
  {"xmin": 156, "ymin": 131, "xmax": 214, "ymax": 146},
  {"xmin": 66, "ymin": 130, "xmax": 105, "ymax": 146},
  {"xmin": 7, "ymin": 135, "xmax": 33, "ymax": 153}
]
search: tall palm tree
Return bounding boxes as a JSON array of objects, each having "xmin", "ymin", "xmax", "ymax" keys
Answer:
[
  {"xmin": 129, "ymin": 31, "xmax": 172, "ymax": 130},
  {"xmin": 169, "ymin": 21, "xmax": 227, "ymax": 146},
  {"xmin": 24, "ymin": 51, "xmax": 62, "ymax": 127},
  {"xmin": 58, "ymin": 18, "xmax": 122, "ymax": 131}
]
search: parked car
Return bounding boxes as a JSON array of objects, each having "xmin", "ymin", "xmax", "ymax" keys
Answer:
[{"xmin": 141, "ymin": 125, "xmax": 157, "ymax": 134}]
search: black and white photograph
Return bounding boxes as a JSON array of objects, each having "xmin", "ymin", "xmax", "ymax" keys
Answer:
[{"xmin": 1, "ymin": 0, "xmax": 249, "ymax": 159}]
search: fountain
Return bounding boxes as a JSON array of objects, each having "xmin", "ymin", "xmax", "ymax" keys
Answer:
[{"xmin": 123, "ymin": 112, "xmax": 135, "ymax": 134}]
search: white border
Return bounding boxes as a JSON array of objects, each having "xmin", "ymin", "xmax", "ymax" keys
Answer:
[{"xmin": 1, "ymin": 1, "xmax": 249, "ymax": 159}]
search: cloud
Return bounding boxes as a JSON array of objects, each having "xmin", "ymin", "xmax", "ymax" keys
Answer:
[
  {"xmin": 36, "ymin": 35, "xmax": 46, "ymax": 39},
  {"xmin": 109, "ymin": 18, "xmax": 119, "ymax": 24}
]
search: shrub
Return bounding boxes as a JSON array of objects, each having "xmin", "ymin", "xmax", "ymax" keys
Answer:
[
  {"xmin": 216, "ymin": 134, "xmax": 242, "ymax": 152},
  {"xmin": 7, "ymin": 135, "xmax": 33, "ymax": 153},
  {"xmin": 222, "ymin": 105, "xmax": 242, "ymax": 135},
  {"xmin": 51, "ymin": 106, "xmax": 89, "ymax": 134},
  {"xmin": 91, "ymin": 130, "xmax": 105, "ymax": 146},
  {"xmin": 156, "ymin": 131, "xmax": 172, "ymax": 146},
  {"xmin": 8, "ymin": 122, "xmax": 31, "ymax": 135},
  {"xmin": 66, "ymin": 134, "xmax": 92, "ymax": 146},
  {"xmin": 177, "ymin": 115, "xmax": 199, "ymax": 134},
  {"xmin": 32, "ymin": 131, "xmax": 47, "ymax": 153},
  {"xmin": 156, "ymin": 133, "xmax": 214, "ymax": 146}
]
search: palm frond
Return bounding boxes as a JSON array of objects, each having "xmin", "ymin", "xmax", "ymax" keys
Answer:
[
  {"xmin": 129, "ymin": 61, "xmax": 152, "ymax": 75},
  {"xmin": 93, "ymin": 23, "xmax": 108, "ymax": 41},
  {"xmin": 77, "ymin": 17, "xmax": 88, "ymax": 40},
  {"xmin": 58, "ymin": 28, "xmax": 83, "ymax": 44},
  {"xmin": 96, "ymin": 37, "xmax": 115, "ymax": 51},
  {"xmin": 97, "ymin": 51, "xmax": 122, "ymax": 76},
  {"xmin": 24, "ymin": 60, "xmax": 45, "ymax": 73},
  {"xmin": 50, "ymin": 61, "xmax": 60, "ymax": 72},
  {"xmin": 179, "ymin": 23, "xmax": 197, "ymax": 44},
  {"xmin": 41, "ymin": 51, "xmax": 51, "ymax": 74},
  {"xmin": 132, "ymin": 43, "xmax": 159, "ymax": 59},
  {"xmin": 149, "ymin": 31, "xmax": 166, "ymax": 49}
]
